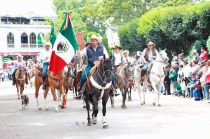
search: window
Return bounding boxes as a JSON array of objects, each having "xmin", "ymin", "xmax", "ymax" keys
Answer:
[
  {"xmin": 7, "ymin": 32, "xmax": 14, "ymax": 45},
  {"xmin": 21, "ymin": 32, "xmax": 28, "ymax": 44},
  {"xmin": 29, "ymin": 33, "xmax": 36, "ymax": 44}
]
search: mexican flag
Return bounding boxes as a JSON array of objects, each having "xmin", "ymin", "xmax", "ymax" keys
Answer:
[{"xmin": 49, "ymin": 13, "xmax": 78, "ymax": 76}]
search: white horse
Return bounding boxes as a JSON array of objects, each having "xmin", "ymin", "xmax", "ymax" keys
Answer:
[{"xmin": 135, "ymin": 50, "xmax": 169, "ymax": 106}]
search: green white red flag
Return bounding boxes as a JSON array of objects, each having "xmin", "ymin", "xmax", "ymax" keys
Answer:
[{"xmin": 49, "ymin": 13, "xmax": 78, "ymax": 76}]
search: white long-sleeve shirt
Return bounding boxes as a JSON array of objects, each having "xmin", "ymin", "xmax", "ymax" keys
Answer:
[{"xmin": 39, "ymin": 49, "xmax": 52, "ymax": 63}]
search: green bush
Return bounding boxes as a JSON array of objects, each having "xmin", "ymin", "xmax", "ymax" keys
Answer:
[{"xmin": 118, "ymin": 2, "xmax": 210, "ymax": 57}]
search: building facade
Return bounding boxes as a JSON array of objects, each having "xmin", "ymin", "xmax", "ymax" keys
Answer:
[{"xmin": 0, "ymin": 16, "xmax": 51, "ymax": 69}]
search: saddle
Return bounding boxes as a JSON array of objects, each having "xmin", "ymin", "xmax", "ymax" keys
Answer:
[{"xmin": 80, "ymin": 62, "xmax": 101, "ymax": 94}]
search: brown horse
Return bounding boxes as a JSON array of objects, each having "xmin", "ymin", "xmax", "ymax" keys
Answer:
[
  {"xmin": 15, "ymin": 65, "xmax": 28, "ymax": 99},
  {"xmin": 63, "ymin": 66, "xmax": 74, "ymax": 95},
  {"xmin": 34, "ymin": 65, "xmax": 66, "ymax": 112},
  {"xmin": 111, "ymin": 62, "xmax": 135, "ymax": 109},
  {"xmin": 48, "ymin": 69, "xmax": 67, "ymax": 111}
]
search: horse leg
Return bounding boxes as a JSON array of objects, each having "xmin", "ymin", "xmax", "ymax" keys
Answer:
[
  {"xmin": 156, "ymin": 84, "xmax": 161, "ymax": 107},
  {"xmin": 50, "ymin": 87, "xmax": 58, "ymax": 112},
  {"xmin": 44, "ymin": 87, "xmax": 50, "ymax": 111},
  {"xmin": 91, "ymin": 95, "xmax": 98, "ymax": 124},
  {"xmin": 60, "ymin": 85, "xmax": 67, "ymax": 109},
  {"xmin": 102, "ymin": 95, "xmax": 109, "ymax": 129},
  {"xmin": 16, "ymin": 83, "xmax": 20, "ymax": 99},
  {"xmin": 121, "ymin": 87, "xmax": 127, "ymax": 109},
  {"xmin": 128, "ymin": 85, "xmax": 132, "ymax": 101},
  {"xmin": 151, "ymin": 83, "xmax": 158, "ymax": 106},
  {"xmin": 109, "ymin": 89, "xmax": 114, "ymax": 108},
  {"xmin": 35, "ymin": 84, "xmax": 42, "ymax": 110},
  {"xmin": 85, "ymin": 94, "xmax": 91, "ymax": 126}
]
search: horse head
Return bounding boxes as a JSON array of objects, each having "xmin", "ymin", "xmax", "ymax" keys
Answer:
[
  {"xmin": 159, "ymin": 49, "xmax": 169, "ymax": 64},
  {"xmin": 100, "ymin": 58, "xmax": 112, "ymax": 86}
]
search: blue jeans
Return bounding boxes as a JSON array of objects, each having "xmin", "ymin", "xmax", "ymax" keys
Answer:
[
  {"xmin": 112, "ymin": 73, "xmax": 115, "ymax": 86},
  {"xmin": 42, "ymin": 63, "xmax": 49, "ymax": 77},
  {"xmin": 203, "ymin": 84, "xmax": 210, "ymax": 100},
  {"xmin": 80, "ymin": 65, "xmax": 93, "ymax": 91}
]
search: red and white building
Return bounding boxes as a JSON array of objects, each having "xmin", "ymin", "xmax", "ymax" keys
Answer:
[{"xmin": 0, "ymin": 16, "xmax": 51, "ymax": 69}]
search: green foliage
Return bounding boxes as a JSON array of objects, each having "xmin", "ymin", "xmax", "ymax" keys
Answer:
[
  {"xmin": 189, "ymin": 39, "xmax": 207, "ymax": 58},
  {"xmin": 118, "ymin": 2, "xmax": 210, "ymax": 58},
  {"xmin": 138, "ymin": 2, "xmax": 210, "ymax": 36},
  {"xmin": 206, "ymin": 36, "xmax": 210, "ymax": 53}
]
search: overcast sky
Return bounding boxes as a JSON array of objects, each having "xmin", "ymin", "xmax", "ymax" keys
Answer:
[{"xmin": 0, "ymin": 0, "xmax": 56, "ymax": 17}]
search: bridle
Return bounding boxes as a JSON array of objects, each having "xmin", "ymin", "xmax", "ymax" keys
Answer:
[{"xmin": 89, "ymin": 60, "xmax": 112, "ymax": 99}]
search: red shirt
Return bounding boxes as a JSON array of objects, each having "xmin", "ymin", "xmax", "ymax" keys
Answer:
[{"xmin": 200, "ymin": 50, "xmax": 208, "ymax": 62}]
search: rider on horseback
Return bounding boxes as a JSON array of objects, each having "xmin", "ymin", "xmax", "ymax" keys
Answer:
[
  {"xmin": 76, "ymin": 35, "xmax": 109, "ymax": 99},
  {"xmin": 12, "ymin": 54, "xmax": 26, "ymax": 85},
  {"xmin": 142, "ymin": 41, "xmax": 158, "ymax": 73},
  {"xmin": 39, "ymin": 42, "xmax": 52, "ymax": 90}
]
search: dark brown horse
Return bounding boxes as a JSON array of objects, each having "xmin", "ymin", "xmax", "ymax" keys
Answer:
[
  {"xmin": 111, "ymin": 62, "xmax": 135, "ymax": 109},
  {"xmin": 15, "ymin": 65, "xmax": 28, "ymax": 99}
]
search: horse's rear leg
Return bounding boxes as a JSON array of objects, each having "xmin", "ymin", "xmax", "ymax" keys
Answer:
[{"xmin": 102, "ymin": 96, "xmax": 109, "ymax": 129}]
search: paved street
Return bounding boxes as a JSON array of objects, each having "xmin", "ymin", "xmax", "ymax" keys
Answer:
[{"xmin": 0, "ymin": 81, "xmax": 210, "ymax": 139}]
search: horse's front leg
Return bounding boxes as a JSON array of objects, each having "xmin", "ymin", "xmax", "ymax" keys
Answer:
[
  {"xmin": 44, "ymin": 87, "xmax": 50, "ymax": 111},
  {"xmin": 60, "ymin": 85, "xmax": 67, "ymax": 109},
  {"xmin": 85, "ymin": 94, "xmax": 91, "ymax": 126},
  {"xmin": 16, "ymin": 83, "xmax": 20, "ymax": 99},
  {"xmin": 121, "ymin": 85, "xmax": 127, "ymax": 109},
  {"xmin": 128, "ymin": 83, "xmax": 132, "ymax": 101},
  {"xmin": 35, "ymin": 83, "xmax": 42, "ymax": 110},
  {"xmin": 156, "ymin": 83, "xmax": 162, "ymax": 107},
  {"xmin": 102, "ymin": 94, "xmax": 109, "ymax": 129},
  {"xmin": 151, "ymin": 82, "xmax": 160, "ymax": 107},
  {"xmin": 50, "ymin": 87, "xmax": 58, "ymax": 112},
  {"xmin": 91, "ymin": 94, "xmax": 98, "ymax": 125}
]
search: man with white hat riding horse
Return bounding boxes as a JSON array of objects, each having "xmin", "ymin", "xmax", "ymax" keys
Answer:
[
  {"xmin": 76, "ymin": 34, "xmax": 109, "ymax": 99},
  {"xmin": 39, "ymin": 42, "xmax": 52, "ymax": 90},
  {"xmin": 142, "ymin": 41, "xmax": 159, "ymax": 72},
  {"xmin": 12, "ymin": 54, "xmax": 26, "ymax": 85}
]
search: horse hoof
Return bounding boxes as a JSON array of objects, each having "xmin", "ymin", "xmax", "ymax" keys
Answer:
[
  {"xmin": 38, "ymin": 107, "xmax": 42, "ymax": 110},
  {"xmin": 158, "ymin": 104, "xmax": 161, "ymax": 107},
  {"xmin": 128, "ymin": 98, "xmax": 132, "ymax": 101},
  {"xmin": 102, "ymin": 123, "xmax": 108, "ymax": 129},
  {"xmin": 153, "ymin": 102, "xmax": 156, "ymax": 106},
  {"xmin": 60, "ymin": 105, "xmax": 66, "ymax": 109},
  {"xmin": 83, "ymin": 106, "xmax": 86, "ymax": 109},
  {"xmin": 91, "ymin": 117, "xmax": 97, "ymax": 124},
  {"xmin": 55, "ymin": 108, "xmax": 58, "ymax": 112},
  {"xmin": 121, "ymin": 104, "xmax": 127, "ymax": 109},
  {"xmin": 87, "ymin": 122, "xmax": 91, "ymax": 126},
  {"xmin": 140, "ymin": 102, "xmax": 145, "ymax": 105},
  {"xmin": 111, "ymin": 104, "xmax": 115, "ymax": 108}
]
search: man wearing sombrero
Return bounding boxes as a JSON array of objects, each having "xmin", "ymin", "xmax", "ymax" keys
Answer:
[
  {"xmin": 142, "ymin": 41, "xmax": 159, "ymax": 72},
  {"xmin": 112, "ymin": 45, "xmax": 123, "ymax": 72},
  {"xmin": 12, "ymin": 54, "xmax": 26, "ymax": 85},
  {"xmin": 76, "ymin": 34, "xmax": 109, "ymax": 99},
  {"xmin": 39, "ymin": 42, "xmax": 52, "ymax": 90}
]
